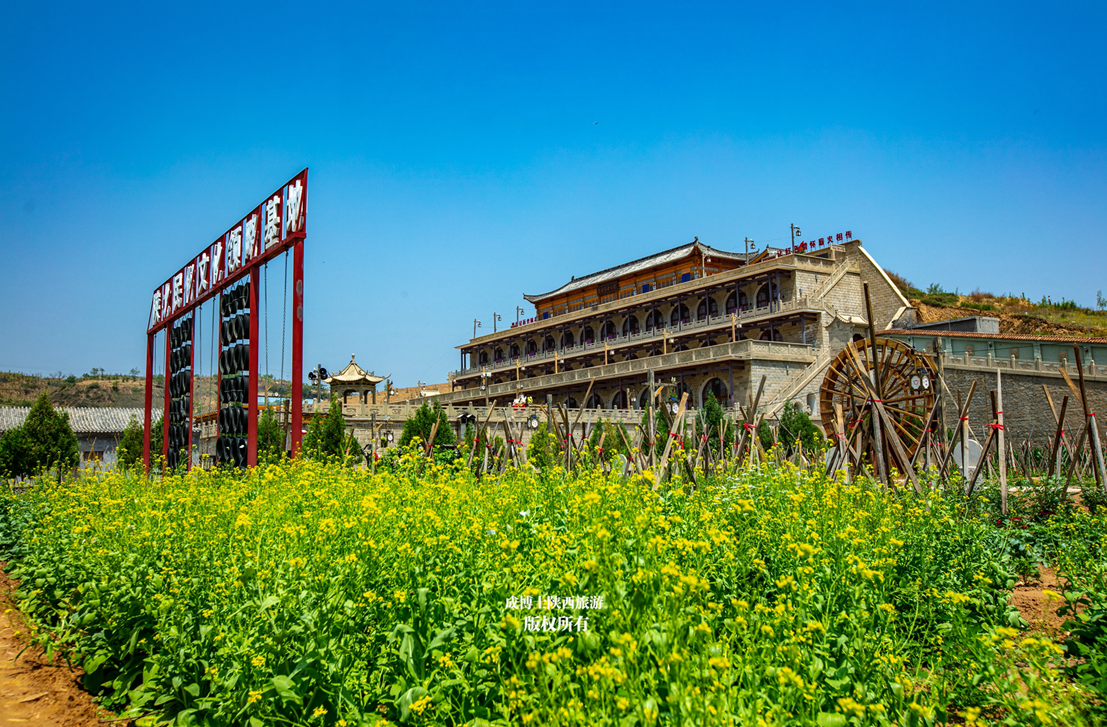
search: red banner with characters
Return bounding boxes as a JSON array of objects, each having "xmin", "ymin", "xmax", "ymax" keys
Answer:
[{"xmin": 147, "ymin": 169, "xmax": 307, "ymax": 333}]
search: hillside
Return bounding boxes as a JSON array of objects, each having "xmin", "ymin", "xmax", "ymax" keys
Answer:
[
  {"xmin": 0, "ymin": 372, "xmax": 156, "ymax": 408},
  {"xmin": 884, "ymin": 271, "xmax": 1107, "ymax": 338},
  {"xmin": 0, "ymin": 373, "xmax": 298, "ymax": 411}
]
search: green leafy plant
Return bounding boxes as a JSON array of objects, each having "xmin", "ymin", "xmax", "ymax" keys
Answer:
[
  {"xmin": 0, "ymin": 393, "xmax": 78, "ymax": 480},
  {"xmin": 398, "ymin": 401, "xmax": 457, "ymax": 450}
]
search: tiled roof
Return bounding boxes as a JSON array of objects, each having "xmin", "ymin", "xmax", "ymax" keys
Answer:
[
  {"xmin": 880, "ymin": 329, "xmax": 1107, "ymax": 344},
  {"xmin": 0, "ymin": 407, "xmax": 146, "ymax": 434},
  {"xmin": 324, "ymin": 355, "xmax": 387, "ymax": 385},
  {"xmin": 522, "ymin": 241, "xmax": 750, "ymax": 304}
]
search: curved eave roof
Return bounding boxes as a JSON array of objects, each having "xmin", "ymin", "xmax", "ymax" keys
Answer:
[
  {"xmin": 523, "ymin": 241, "xmax": 748, "ymax": 304},
  {"xmin": 324, "ymin": 356, "xmax": 386, "ymax": 386}
]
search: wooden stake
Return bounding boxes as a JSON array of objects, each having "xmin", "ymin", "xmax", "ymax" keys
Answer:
[
  {"xmin": 997, "ymin": 370, "xmax": 1008, "ymax": 515},
  {"xmin": 1047, "ymin": 395, "xmax": 1069, "ymax": 479},
  {"xmin": 654, "ymin": 392, "xmax": 689, "ymax": 489},
  {"xmin": 1073, "ymin": 345, "xmax": 1106, "ymax": 490}
]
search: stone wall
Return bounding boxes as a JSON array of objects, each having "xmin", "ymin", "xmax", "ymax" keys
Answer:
[
  {"xmin": 846, "ymin": 242, "xmax": 912, "ymax": 329},
  {"xmin": 938, "ymin": 367, "xmax": 1107, "ymax": 448}
]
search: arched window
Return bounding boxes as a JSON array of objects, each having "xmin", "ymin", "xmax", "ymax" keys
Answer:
[
  {"xmin": 509, "ymin": 343, "xmax": 520, "ymax": 358},
  {"xmin": 611, "ymin": 390, "xmax": 629, "ymax": 409},
  {"xmin": 725, "ymin": 291, "xmax": 749, "ymax": 314},
  {"xmin": 756, "ymin": 283, "xmax": 779, "ymax": 309},
  {"xmin": 583, "ymin": 326, "xmax": 595, "ymax": 344},
  {"xmin": 760, "ymin": 328, "xmax": 783, "ymax": 342},
  {"xmin": 561, "ymin": 330, "xmax": 575, "ymax": 348},
  {"xmin": 601, "ymin": 321, "xmax": 617, "ymax": 340},
  {"xmin": 479, "ymin": 350, "xmax": 489, "ymax": 365},
  {"xmin": 544, "ymin": 335, "xmax": 556, "ymax": 352},
  {"xmin": 622, "ymin": 316, "xmax": 640, "ymax": 336},
  {"xmin": 494, "ymin": 347, "xmax": 504, "ymax": 362},
  {"xmin": 567, "ymin": 397, "xmax": 579, "ymax": 408},
  {"xmin": 526, "ymin": 339, "xmax": 537, "ymax": 356},
  {"xmin": 696, "ymin": 297, "xmax": 719, "ymax": 321},
  {"xmin": 702, "ymin": 378, "xmax": 729, "ymax": 407},
  {"xmin": 669, "ymin": 303, "xmax": 691, "ymax": 326},
  {"xmin": 645, "ymin": 310, "xmax": 664, "ymax": 331},
  {"xmin": 638, "ymin": 388, "xmax": 650, "ymax": 409},
  {"xmin": 586, "ymin": 393, "xmax": 604, "ymax": 409}
]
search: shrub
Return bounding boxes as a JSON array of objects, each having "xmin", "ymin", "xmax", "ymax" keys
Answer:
[
  {"xmin": 526, "ymin": 421, "xmax": 559, "ymax": 470},
  {"xmin": 0, "ymin": 393, "xmax": 79, "ymax": 480},
  {"xmin": 398, "ymin": 401, "xmax": 457, "ymax": 450},
  {"xmin": 303, "ymin": 395, "xmax": 349, "ymax": 462},
  {"xmin": 778, "ymin": 400, "xmax": 824, "ymax": 453},
  {"xmin": 116, "ymin": 417, "xmax": 144, "ymax": 470}
]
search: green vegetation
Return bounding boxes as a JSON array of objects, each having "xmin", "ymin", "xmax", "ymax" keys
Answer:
[
  {"xmin": 398, "ymin": 401, "xmax": 457, "ymax": 450},
  {"xmin": 1, "ymin": 458, "xmax": 1105, "ymax": 725},
  {"xmin": 303, "ymin": 395, "xmax": 359, "ymax": 463},
  {"xmin": 0, "ymin": 393, "xmax": 78, "ymax": 479}
]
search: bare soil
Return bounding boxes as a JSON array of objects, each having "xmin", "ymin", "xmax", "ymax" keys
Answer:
[
  {"xmin": 0, "ymin": 566, "xmax": 125, "ymax": 726},
  {"xmin": 1011, "ymin": 567, "xmax": 1072, "ymax": 638}
]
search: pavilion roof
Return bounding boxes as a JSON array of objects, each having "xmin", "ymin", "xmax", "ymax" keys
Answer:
[{"xmin": 324, "ymin": 355, "xmax": 386, "ymax": 386}]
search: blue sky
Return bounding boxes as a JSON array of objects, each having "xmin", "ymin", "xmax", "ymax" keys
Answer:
[{"xmin": 2, "ymin": 2, "xmax": 1104, "ymax": 386}]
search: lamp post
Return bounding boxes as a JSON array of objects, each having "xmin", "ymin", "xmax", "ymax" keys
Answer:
[
  {"xmin": 790, "ymin": 224, "xmax": 801, "ymax": 250},
  {"xmin": 473, "ymin": 319, "xmax": 481, "ymax": 338},
  {"xmin": 744, "ymin": 237, "xmax": 756, "ymax": 263},
  {"xmin": 493, "ymin": 312, "xmax": 502, "ymax": 333},
  {"xmin": 480, "ymin": 369, "xmax": 491, "ymax": 407},
  {"xmin": 516, "ymin": 306, "xmax": 525, "ymax": 324}
]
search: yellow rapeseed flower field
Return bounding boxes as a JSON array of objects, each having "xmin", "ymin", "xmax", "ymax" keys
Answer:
[{"xmin": 0, "ymin": 453, "xmax": 1099, "ymax": 726}]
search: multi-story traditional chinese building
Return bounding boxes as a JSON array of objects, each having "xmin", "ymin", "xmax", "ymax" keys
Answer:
[{"xmin": 438, "ymin": 235, "xmax": 915, "ymax": 424}]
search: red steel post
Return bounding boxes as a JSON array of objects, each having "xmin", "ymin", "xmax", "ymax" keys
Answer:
[
  {"xmin": 143, "ymin": 332, "xmax": 154, "ymax": 474},
  {"xmin": 248, "ymin": 266, "xmax": 260, "ymax": 467},
  {"xmin": 187, "ymin": 309, "xmax": 197, "ymax": 470},
  {"xmin": 291, "ymin": 238, "xmax": 304, "ymax": 457},
  {"xmin": 163, "ymin": 327, "xmax": 172, "ymax": 466}
]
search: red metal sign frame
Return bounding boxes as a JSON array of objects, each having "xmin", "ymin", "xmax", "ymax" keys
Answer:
[{"xmin": 143, "ymin": 169, "xmax": 307, "ymax": 472}]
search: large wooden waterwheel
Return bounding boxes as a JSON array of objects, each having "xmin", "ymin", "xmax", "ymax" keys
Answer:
[{"xmin": 819, "ymin": 337, "xmax": 937, "ymax": 461}]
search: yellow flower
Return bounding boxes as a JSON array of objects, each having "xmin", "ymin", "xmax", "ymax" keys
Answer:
[{"xmin": 410, "ymin": 695, "xmax": 432, "ymax": 715}]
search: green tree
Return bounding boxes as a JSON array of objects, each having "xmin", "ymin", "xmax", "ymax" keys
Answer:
[
  {"xmin": 257, "ymin": 408, "xmax": 286, "ymax": 464},
  {"xmin": 303, "ymin": 395, "xmax": 348, "ymax": 461},
  {"xmin": 641, "ymin": 408, "xmax": 670, "ymax": 457},
  {"xmin": 398, "ymin": 402, "xmax": 457, "ymax": 449},
  {"xmin": 116, "ymin": 417, "xmax": 144, "ymax": 470},
  {"xmin": 0, "ymin": 427, "xmax": 27, "ymax": 480},
  {"xmin": 526, "ymin": 421, "xmax": 559, "ymax": 470},
  {"xmin": 758, "ymin": 420, "xmax": 775, "ymax": 452},
  {"xmin": 9, "ymin": 393, "xmax": 80, "ymax": 479},
  {"xmin": 151, "ymin": 416, "xmax": 163, "ymax": 464},
  {"xmin": 778, "ymin": 401, "xmax": 824, "ymax": 453},
  {"xmin": 695, "ymin": 392, "xmax": 735, "ymax": 454},
  {"xmin": 587, "ymin": 419, "xmax": 630, "ymax": 461}
]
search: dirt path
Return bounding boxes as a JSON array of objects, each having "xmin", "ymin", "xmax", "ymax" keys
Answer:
[{"xmin": 0, "ymin": 566, "xmax": 122, "ymax": 726}]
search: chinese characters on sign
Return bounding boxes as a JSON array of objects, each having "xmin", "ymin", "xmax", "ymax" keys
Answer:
[
  {"xmin": 505, "ymin": 594, "xmax": 603, "ymax": 632},
  {"xmin": 777, "ymin": 230, "xmax": 852, "ymax": 257},
  {"xmin": 147, "ymin": 169, "xmax": 307, "ymax": 332}
]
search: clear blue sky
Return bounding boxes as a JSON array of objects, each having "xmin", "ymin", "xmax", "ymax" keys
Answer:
[{"xmin": 2, "ymin": 2, "xmax": 1104, "ymax": 386}]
